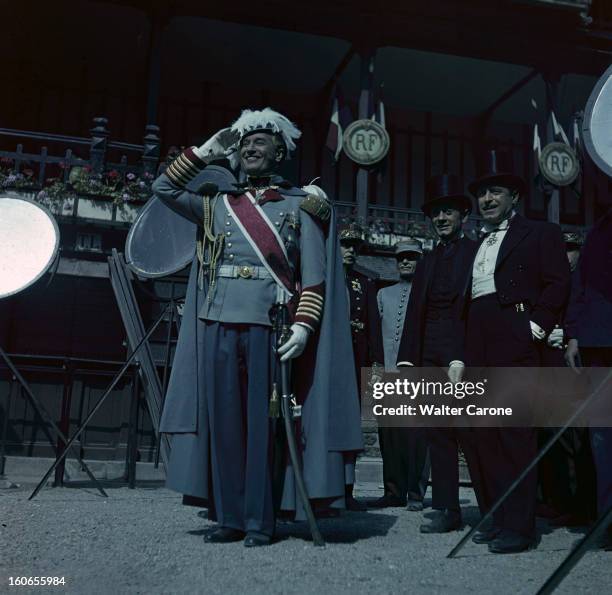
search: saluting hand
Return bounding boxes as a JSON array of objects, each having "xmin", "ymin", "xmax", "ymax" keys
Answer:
[{"xmin": 193, "ymin": 128, "xmax": 240, "ymax": 163}]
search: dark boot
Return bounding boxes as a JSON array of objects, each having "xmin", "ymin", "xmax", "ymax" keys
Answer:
[
  {"xmin": 419, "ymin": 509, "xmax": 462, "ymax": 533},
  {"xmin": 345, "ymin": 484, "xmax": 367, "ymax": 511},
  {"xmin": 488, "ymin": 530, "xmax": 535, "ymax": 554}
]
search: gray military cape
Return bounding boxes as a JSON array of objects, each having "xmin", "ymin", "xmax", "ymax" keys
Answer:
[{"xmin": 159, "ymin": 180, "xmax": 363, "ymax": 513}]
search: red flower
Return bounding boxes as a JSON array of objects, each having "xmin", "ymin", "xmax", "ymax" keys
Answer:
[
  {"xmin": 84, "ymin": 165, "xmax": 92, "ymax": 172},
  {"xmin": 107, "ymin": 170, "xmax": 119, "ymax": 179},
  {"xmin": 23, "ymin": 168, "xmax": 34, "ymax": 177}
]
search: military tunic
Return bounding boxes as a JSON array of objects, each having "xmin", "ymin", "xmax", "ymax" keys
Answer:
[
  {"xmin": 345, "ymin": 269, "xmax": 383, "ymax": 389},
  {"xmin": 377, "ymin": 281, "xmax": 412, "ymax": 371}
]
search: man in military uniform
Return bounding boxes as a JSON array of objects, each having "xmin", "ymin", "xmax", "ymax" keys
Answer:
[
  {"xmin": 396, "ymin": 174, "xmax": 482, "ymax": 531},
  {"xmin": 152, "ymin": 108, "xmax": 363, "ymax": 547},
  {"xmin": 339, "ymin": 224, "xmax": 383, "ymax": 511},
  {"xmin": 466, "ymin": 149, "xmax": 570, "ymax": 553},
  {"xmin": 370, "ymin": 241, "xmax": 430, "ymax": 510}
]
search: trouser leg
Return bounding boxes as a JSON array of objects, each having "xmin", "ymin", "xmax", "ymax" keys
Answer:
[
  {"xmin": 428, "ymin": 427, "xmax": 459, "ymax": 510},
  {"xmin": 207, "ymin": 323, "xmax": 274, "ymax": 536},
  {"xmin": 243, "ymin": 325, "xmax": 275, "ymax": 535}
]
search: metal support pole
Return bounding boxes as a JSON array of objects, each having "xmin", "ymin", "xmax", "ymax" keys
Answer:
[
  {"xmin": 536, "ymin": 503, "xmax": 612, "ymax": 595},
  {"xmin": 448, "ymin": 367, "xmax": 612, "ymax": 558},
  {"xmin": 0, "ymin": 376, "xmax": 14, "ymax": 477},
  {"xmin": 126, "ymin": 365, "xmax": 140, "ymax": 489},
  {"xmin": 0, "ymin": 347, "xmax": 107, "ymax": 498},
  {"xmin": 28, "ymin": 304, "xmax": 170, "ymax": 500},
  {"xmin": 54, "ymin": 360, "xmax": 73, "ymax": 487},
  {"xmin": 155, "ymin": 297, "xmax": 174, "ymax": 469}
]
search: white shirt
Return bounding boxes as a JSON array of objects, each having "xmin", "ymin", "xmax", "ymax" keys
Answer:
[
  {"xmin": 471, "ymin": 215, "xmax": 513, "ymax": 299},
  {"xmin": 471, "ymin": 212, "xmax": 545, "ymax": 340}
]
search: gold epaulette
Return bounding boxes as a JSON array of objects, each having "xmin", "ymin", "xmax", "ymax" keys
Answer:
[{"xmin": 300, "ymin": 194, "xmax": 331, "ymax": 222}]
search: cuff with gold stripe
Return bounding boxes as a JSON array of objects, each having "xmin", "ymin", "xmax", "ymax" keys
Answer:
[
  {"xmin": 165, "ymin": 147, "xmax": 206, "ymax": 187},
  {"xmin": 295, "ymin": 284, "xmax": 325, "ymax": 332}
]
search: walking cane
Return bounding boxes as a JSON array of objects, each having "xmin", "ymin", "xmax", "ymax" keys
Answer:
[{"xmin": 270, "ymin": 298, "xmax": 325, "ymax": 547}]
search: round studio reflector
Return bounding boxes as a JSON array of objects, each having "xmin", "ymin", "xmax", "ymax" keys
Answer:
[
  {"xmin": 0, "ymin": 195, "xmax": 60, "ymax": 299},
  {"xmin": 125, "ymin": 165, "xmax": 237, "ymax": 278},
  {"xmin": 583, "ymin": 64, "xmax": 612, "ymax": 178}
]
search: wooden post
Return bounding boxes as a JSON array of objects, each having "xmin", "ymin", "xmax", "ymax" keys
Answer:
[
  {"xmin": 545, "ymin": 75, "xmax": 561, "ymax": 224},
  {"xmin": 141, "ymin": 124, "xmax": 161, "ymax": 177},
  {"xmin": 89, "ymin": 117, "xmax": 109, "ymax": 174},
  {"xmin": 145, "ymin": 9, "xmax": 170, "ymax": 126},
  {"xmin": 356, "ymin": 49, "xmax": 376, "ymax": 224}
]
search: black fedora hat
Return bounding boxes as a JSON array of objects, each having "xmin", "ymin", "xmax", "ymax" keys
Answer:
[
  {"xmin": 468, "ymin": 148, "xmax": 527, "ymax": 198},
  {"xmin": 421, "ymin": 173, "xmax": 472, "ymax": 217}
]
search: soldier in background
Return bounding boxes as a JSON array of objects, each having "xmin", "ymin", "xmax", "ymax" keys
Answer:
[
  {"xmin": 370, "ymin": 241, "xmax": 430, "ymax": 510},
  {"xmin": 340, "ymin": 224, "xmax": 384, "ymax": 511}
]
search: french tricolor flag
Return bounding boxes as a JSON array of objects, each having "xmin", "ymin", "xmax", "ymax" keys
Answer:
[{"xmin": 326, "ymin": 86, "xmax": 352, "ymax": 161}]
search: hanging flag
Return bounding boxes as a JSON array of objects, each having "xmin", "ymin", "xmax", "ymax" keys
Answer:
[
  {"xmin": 550, "ymin": 111, "xmax": 570, "ymax": 146},
  {"xmin": 326, "ymin": 86, "xmax": 352, "ymax": 161},
  {"xmin": 533, "ymin": 124, "xmax": 542, "ymax": 169}
]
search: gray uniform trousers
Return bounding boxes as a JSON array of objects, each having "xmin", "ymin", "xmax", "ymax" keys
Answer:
[{"xmin": 168, "ymin": 321, "xmax": 275, "ymax": 537}]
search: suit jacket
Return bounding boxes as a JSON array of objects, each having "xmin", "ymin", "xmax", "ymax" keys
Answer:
[
  {"xmin": 471, "ymin": 214, "xmax": 571, "ymax": 335},
  {"xmin": 396, "ymin": 235, "xmax": 478, "ymax": 366},
  {"xmin": 565, "ymin": 210, "xmax": 612, "ymax": 347}
]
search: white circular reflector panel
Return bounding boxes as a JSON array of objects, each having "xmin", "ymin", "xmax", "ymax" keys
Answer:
[
  {"xmin": 583, "ymin": 64, "xmax": 612, "ymax": 178},
  {"xmin": 0, "ymin": 196, "xmax": 60, "ymax": 299}
]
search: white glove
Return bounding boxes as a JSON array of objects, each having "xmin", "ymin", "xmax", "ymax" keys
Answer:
[
  {"xmin": 547, "ymin": 326, "xmax": 564, "ymax": 349},
  {"xmin": 277, "ymin": 324, "xmax": 310, "ymax": 362},
  {"xmin": 193, "ymin": 128, "xmax": 240, "ymax": 163},
  {"xmin": 530, "ymin": 320, "xmax": 546, "ymax": 341},
  {"xmin": 447, "ymin": 361, "xmax": 465, "ymax": 384}
]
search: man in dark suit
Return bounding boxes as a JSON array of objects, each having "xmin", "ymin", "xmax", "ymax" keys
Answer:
[
  {"xmin": 565, "ymin": 206, "xmax": 612, "ymax": 549},
  {"xmin": 340, "ymin": 224, "xmax": 384, "ymax": 510},
  {"xmin": 466, "ymin": 149, "xmax": 571, "ymax": 553},
  {"xmin": 396, "ymin": 173, "xmax": 484, "ymax": 532}
]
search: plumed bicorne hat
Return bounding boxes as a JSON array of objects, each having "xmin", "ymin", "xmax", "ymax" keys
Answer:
[
  {"xmin": 421, "ymin": 173, "xmax": 472, "ymax": 217},
  {"xmin": 468, "ymin": 148, "xmax": 527, "ymax": 198},
  {"xmin": 228, "ymin": 107, "xmax": 302, "ymax": 170}
]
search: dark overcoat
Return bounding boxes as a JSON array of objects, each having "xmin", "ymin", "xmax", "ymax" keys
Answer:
[{"xmin": 396, "ymin": 236, "xmax": 478, "ymax": 366}]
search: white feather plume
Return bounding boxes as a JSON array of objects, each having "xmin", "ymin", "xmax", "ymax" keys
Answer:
[
  {"xmin": 228, "ymin": 107, "xmax": 302, "ymax": 169},
  {"xmin": 301, "ymin": 184, "xmax": 329, "ymax": 201}
]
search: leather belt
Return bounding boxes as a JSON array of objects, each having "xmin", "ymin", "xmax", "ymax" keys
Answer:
[{"xmin": 217, "ymin": 264, "xmax": 273, "ymax": 280}]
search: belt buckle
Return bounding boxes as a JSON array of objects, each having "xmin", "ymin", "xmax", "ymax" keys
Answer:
[{"xmin": 238, "ymin": 265, "xmax": 254, "ymax": 279}]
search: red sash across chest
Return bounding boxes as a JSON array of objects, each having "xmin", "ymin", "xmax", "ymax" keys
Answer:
[{"xmin": 224, "ymin": 190, "xmax": 294, "ymax": 295}]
